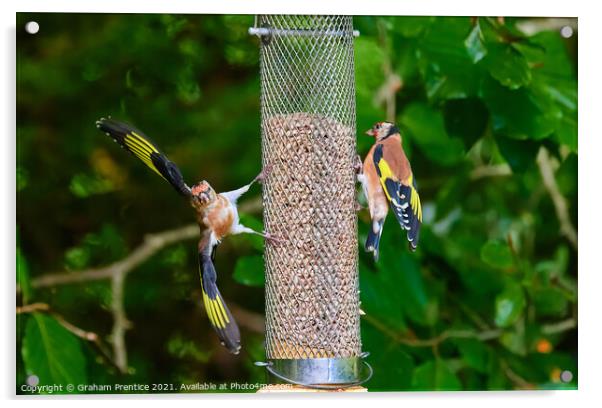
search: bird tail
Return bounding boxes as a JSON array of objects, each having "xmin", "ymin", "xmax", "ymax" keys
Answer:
[
  {"xmin": 199, "ymin": 254, "xmax": 241, "ymax": 354},
  {"xmin": 407, "ymin": 216, "xmax": 420, "ymax": 252},
  {"xmin": 365, "ymin": 219, "xmax": 384, "ymax": 262}
]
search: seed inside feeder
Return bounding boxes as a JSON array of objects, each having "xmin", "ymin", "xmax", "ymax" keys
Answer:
[{"xmin": 262, "ymin": 112, "xmax": 360, "ymax": 359}]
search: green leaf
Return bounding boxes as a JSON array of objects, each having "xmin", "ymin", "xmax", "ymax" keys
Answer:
[
  {"xmin": 412, "ymin": 359, "xmax": 462, "ymax": 390},
  {"xmin": 160, "ymin": 14, "xmax": 188, "ymax": 38},
  {"xmin": 359, "ymin": 259, "xmax": 407, "ymax": 332},
  {"xmin": 443, "ymin": 98, "xmax": 489, "ymax": 149},
  {"xmin": 22, "ymin": 314, "xmax": 87, "ymax": 388},
  {"xmin": 17, "ymin": 246, "xmax": 32, "ymax": 303},
  {"xmin": 494, "ymin": 282, "xmax": 526, "ymax": 327},
  {"xmin": 167, "ymin": 333, "xmax": 211, "ymax": 363},
  {"xmin": 64, "ymin": 247, "xmax": 91, "ymax": 270},
  {"xmin": 464, "ymin": 23, "xmax": 487, "ymax": 63},
  {"xmin": 483, "ymin": 44, "xmax": 531, "ymax": 90},
  {"xmin": 17, "ymin": 166, "xmax": 29, "ymax": 191},
  {"xmin": 455, "ymin": 338, "xmax": 491, "ymax": 373},
  {"xmin": 233, "ymin": 255, "xmax": 265, "ymax": 287},
  {"xmin": 354, "ymin": 37, "xmax": 386, "ymax": 100},
  {"xmin": 69, "ymin": 172, "xmax": 114, "ymax": 198},
  {"xmin": 390, "ymin": 16, "xmax": 435, "ymax": 38},
  {"xmin": 161, "ymin": 244, "xmax": 188, "ymax": 267},
  {"xmin": 523, "ymin": 32, "xmax": 577, "ymax": 153},
  {"xmin": 500, "ymin": 330, "xmax": 527, "ymax": 356},
  {"xmin": 494, "ymin": 134, "xmax": 540, "ymax": 173},
  {"xmin": 481, "ymin": 77, "xmax": 556, "ymax": 140},
  {"xmin": 532, "ymin": 287, "xmax": 569, "ymax": 317},
  {"xmin": 360, "ymin": 322, "xmax": 414, "ymax": 390},
  {"xmin": 417, "ymin": 17, "xmax": 481, "ymax": 100},
  {"xmin": 379, "ymin": 241, "xmax": 439, "ymax": 327},
  {"xmin": 392, "ymin": 37, "xmax": 419, "ymax": 82},
  {"xmin": 555, "ymin": 113, "xmax": 577, "ymax": 152},
  {"xmin": 480, "ymin": 240, "xmax": 513, "ymax": 269},
  {"xmin": 400, "ymin": 102, "xmax": 465, "ymax": 166},
  {"xmin": 175, "ymin": 65, "xmax": 201, "ymax": 104}
]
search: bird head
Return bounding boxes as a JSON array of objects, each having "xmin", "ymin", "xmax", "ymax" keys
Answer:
[
  {"xmin": 366, "ymin": 122, "xmax": 400, "ymax": 141},
  {"xmin": 191, "ymin": 181, "xmax": 216, "ymax": 208}
]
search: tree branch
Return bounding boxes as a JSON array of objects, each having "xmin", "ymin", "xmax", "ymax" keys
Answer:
[
  {"xmin": 470, "ymin": 163, "xmax": 512, "ymax": 180},
  {"xmin": 228, "ymin": 302, "xmax": 265, "ymax": 334},
  {"xmin": 500, "ymin": 359, "xmax": 535, "ymax": 389},
  {"xmin": 24, "ymin": 224, "xmax": 199, "ymax": 374},
  {"xmin": 24, "ymin": 196, "xmax": 263, "ymax": 374},
  {"xmin": 516, "ymin": 18, "xmax": 577, "ymax": 36},
  {"xmin": 31, "ymin": 223, "xmax": 200, "ymax": 288},
  {"xmin": 110, "ymin": 271, "xmax": 129, "ymax": 373},
  {"xmin": 537, "ymin": 147, "xmax": 578, "ymax": 250},
  {"xmin": 17, "ymin": 302, "xmax": 121, "ymax": 373},
  {"xmin": 30, "ymin": 197, "xmax": 262, "ymax": 289},
  {"xmin": 542, "ymin": 318, "xmax": 576, "ymax": 335},
  {"xmin": 363, "ymin": 314, "xmax": 576, "ymax": 348}
]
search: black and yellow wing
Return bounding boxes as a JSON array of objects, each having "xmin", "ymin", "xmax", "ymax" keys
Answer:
[
  {"xmin": 198, "ymin": 245, "xmax": 241, "ymax": 354},
  {"xmin": 373, "ymin": 144, "xmax": 422, "ymax": 251},
  {"xmin": 96, "ymin": 118, "xmax": 192, "ymax": 197}
]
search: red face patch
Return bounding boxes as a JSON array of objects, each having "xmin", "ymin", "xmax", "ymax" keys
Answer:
[{"xmin": 192, "ymin": 182, "xmax": 209, "ymax": 196}]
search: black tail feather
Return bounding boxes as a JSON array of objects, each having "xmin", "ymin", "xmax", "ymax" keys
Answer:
[
  {"xmin": 199, "ymin": 253, "xmax": 241, "ymax": 354},
  {"xmin": 365, "ymin": 219, "xmax": 384, "ymax": 262},
  {"xmin": 407, "ymin": 215, "xmax": 420, "ymax": 252}
]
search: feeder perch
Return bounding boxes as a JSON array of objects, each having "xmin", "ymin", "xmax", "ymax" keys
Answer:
[{"xmin": 250, "ymin": 15, "xmax": 371, "ymax": 389}]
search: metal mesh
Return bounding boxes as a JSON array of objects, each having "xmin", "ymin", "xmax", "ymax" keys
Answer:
[{"xmin": 258, "ymin": 15, "xmax": 361, "ymax": 359}]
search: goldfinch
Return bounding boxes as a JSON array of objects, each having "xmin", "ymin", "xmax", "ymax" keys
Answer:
[
  {"xmin": 358, "ymin": 121, "xmax": 422, "ymax": 256},
  {"xmin": 356, "ymin": 153, "xmax": 389, "ymax": 261},
  {"xmin": 96, "ymin": 117, "xmax": 275, "ymax": 354}
]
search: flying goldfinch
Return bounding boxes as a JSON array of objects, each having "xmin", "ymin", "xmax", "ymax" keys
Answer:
[
  {"xmin": 96, "ymin": 117, "xmax": 275, "ymax": 354},
  {"xmin": 358, "ymin": 121, "xmax": 422, "ymax": 256}
]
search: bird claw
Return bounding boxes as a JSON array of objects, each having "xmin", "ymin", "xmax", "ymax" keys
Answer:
[
  {"xmin": 263, "ymin": 231, "xmax": 284, "ymax": 244},
  {"xmin": 354, "ymin": 154, "xmax": 363, "ymax": 175},
  {"xmin": 254, "ymin": 164, "xmax": 274, "ymax": 184}
]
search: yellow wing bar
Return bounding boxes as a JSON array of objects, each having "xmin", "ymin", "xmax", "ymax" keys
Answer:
[
  {"xmin": 122, "ymin": 132, "xmax": 165, "ymax": 178},
  {"xmin": 201, "ymin": 284, "xmax": 230, "ymax": 329},
  {"xmin": 406, "ymin": 174, "xmax": 423, "ymax": 222},
  {"xmin": 97, "ymin": 118, "xmax": 192, "ymax": 197}
]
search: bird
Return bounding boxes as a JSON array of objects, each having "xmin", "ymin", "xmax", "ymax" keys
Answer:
[
  {"xmin": 96, "ymin": 117, "xmax": 276, "ymax": 354},
  {"xmin": 357, "ymin": 121, "xmax": 422, "ymax": 259}
]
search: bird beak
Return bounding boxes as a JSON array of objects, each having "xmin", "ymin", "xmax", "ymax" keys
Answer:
[
  {"xmin": 196, "ymin": 192, "xmax": 209, "ymax": 205},
  {"xmin": 365, "ymin": 129, "xmax": 375, "ymax": 136}
]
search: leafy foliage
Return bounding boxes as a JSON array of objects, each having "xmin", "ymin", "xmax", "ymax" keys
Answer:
[
  {"xmin": 17, "ymin": 14, "xmax": 576, "ymax": 392},
  {"xmin": 22, "ymin": 314, "xmax": 87, "ymax": 389}
]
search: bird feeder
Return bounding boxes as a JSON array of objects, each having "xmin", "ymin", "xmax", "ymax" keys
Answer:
[{"xmin": 249, "ymin": 15, "xmax": 370, "ymax": 389}]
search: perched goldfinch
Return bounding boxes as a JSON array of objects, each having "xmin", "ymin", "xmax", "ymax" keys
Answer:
[
  {"xmin": 357, "ymin": 152, "xmax": 389, "ymax": 261},
  {"xmin": 358, "ymin": 121, "xmax": 422, "ymax": 256},
  {"xmin": 96, "ymin": 118, "xmax": 275, "ymax": 354}
]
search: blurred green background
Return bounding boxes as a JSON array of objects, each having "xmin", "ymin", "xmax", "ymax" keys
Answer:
[{"xmin": 16, "ymin": 14, "xmax": 577, "ymax": 393}]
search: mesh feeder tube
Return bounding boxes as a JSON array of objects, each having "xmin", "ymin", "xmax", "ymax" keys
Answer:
[{"xmin": 250, "ymin": 15, "xmax": 371, "ymax": 388}]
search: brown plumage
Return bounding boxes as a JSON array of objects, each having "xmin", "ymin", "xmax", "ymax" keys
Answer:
[
  {"xmin": 376, "ymin": 133, "xmax": 412, "ymax": 184},
  {"xmin": 359, "ymin": 121, "xmax": 422, "ymax": 256},
  {"xmin": 359, "ymin": 144, "xmax": 389, "ymax": 261},
  {"xmin": 97, "ymin": 117, "xmax": 277, "ymax": 354}
]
